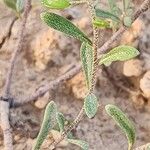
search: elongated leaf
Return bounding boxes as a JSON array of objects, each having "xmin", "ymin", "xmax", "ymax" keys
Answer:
[
  {"xmin": 105, "ymin": 104, "xmax": 136, "ymax": 150},
  {"xmin": 68, "ymin": 139, "xmax": 89, "ymax": 150},
  {"xmin": 84, "ymin": 93, "xmax": 98, "ymax": 119},
  {"xmin": 16, "ymin": 0, "xmax": 24, "ymax": 13},
  {"xmin": 56, "ymin": 112, "xmax": 65, "ymax": 132},
  {"xmin": 41, "ymin": 0, "xmax": 70, "ymax": 9},
  {"xmin": 93, "ymin": 18, "xmax": 111, "ymax": 29},
  {"xmin": 99, "ymin": 45, "xmax": 140, "ymax": 66},
  {"xmin": 80, "ymin": 43, "xmax": 94, "ymax": 89},
  {"xmin": 4, "ymin": 0, "xmax": 16, "ymax": 10},
  {"xmin": 33, "ymin": 101, "xmax": 57, "ymax": 150},
  {"xmin": 40, "ymin": 12, "xmax": 92, "ymax": 45},
  {"xmin": 95, "ymin": 8, "xmax": 120, "ymax": 22}
]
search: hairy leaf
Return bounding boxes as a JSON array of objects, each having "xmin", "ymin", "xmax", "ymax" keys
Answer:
[
  {"xmin": 40, "ymin": 12, "xmax": 92, "ymax": 45},
  {"xmin": 56, "ymin": 112, "xmax": 65, "ymax": 132},
  {"xmin": 41, "ymin": 0, "xmax": 70, "ymax": 9},
  {"xmin": 80, "ymin": 43, "xmax": 94, "ymax": 89},
  {"xmin": 4, "ymin": 0, "xmax": 16, "ymax": 10},
  {"xmin": 68, "ymin": 139, "xmax": 89, "ymax": 150},
  {"xmin": 93, "ymin": 18, "xmax": 111, "ymax": 29},
  {"xmin": 99, "ymin": 45, "xmax": 140, "ymax": 66},
  {"xmin": 105, "ymin": 104, "xmax": 136, "ymax": 150},
  {"xmin": 95, "ymin": 8, "xmax": 120, "ymax": 22},
  {"xmin": 84, "ymin": 93, "xmax": 98, "ymax": 119},
  {"xmin": 33, "ymin": 101, "xmax": 57, "ymax": 150},
  {"xmin": 16, "ymin": 0, "xmax": 24, "ymax": 13}
]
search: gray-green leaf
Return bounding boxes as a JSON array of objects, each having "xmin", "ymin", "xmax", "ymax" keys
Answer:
[
  {"xmin": 40, "ymin": 12, "xmax": 92, "ymax": 45},
  {"xmin": 105, "ymin": 104, "xmax": 136, "ymax": 150},
  {"xmin": 41, "ymin": 0, "xmax": 71, "ymax": 9},
  {"xmin": 68, "ymin": 139, "xmax": 89, "ymax": 150},
  {"xmin": 80, "ymin": 43, "xmax": 94, "ymax": 89},
  {"xmin": 95, "ymin": 8, "xmax": 120, "ymax": 22},
  {"xmin": 84, "ymin": 93, "xmax": 98, "ymax": 119},
  {"xmin": 3, "ymin": 0, "xmax": 16, "ymax": 10},
  {"xmin": 56, "ymin": 112, "xmax": 65, "ymax": 132},
  {"xmin": 99, "ymin": 45, "xmax": 140, "ymax": 66},
  {"xmin": 33, "ymin": 101, "xmax": 57, "ymax": 150}
]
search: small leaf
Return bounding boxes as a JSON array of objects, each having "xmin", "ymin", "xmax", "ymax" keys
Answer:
[
  {"xmin": 123, "ymin": 16, "xmax": 132, "ymax": 27},
  {"xmin": 93, "ymin": 18, "xmax": 111, "ymax": 29},
  {"xmin": 84, "ymin": 93, "xmax": 98, "ymax": 119},
  {"xmin": 33, "ymin": 101, "xmax": 57, "ymax": 150},
  {"xmin": 99, "ymin": 45, "xmax": 140, "ymax": 66},
  {"xmin": 40, "ymin": 12, "xmax": 92, "ymax": 45},
  {"xmin": 105, "ymin": 104, "xmax": 136, "ymax": 150},
  {"xmin": 80, "ymin": 43, "xmax": 94, "ymax": 89},
  {"xmin": 16, "ymin": 0, "xmax": 24, "ymax": 13},
  {"xmin": 68, "ymin": 139, "xmax": 89, "ymax": 150},
  {"xmin": 95, "ymin": 8, "xmax": 120, "ymax": 22},
  {"xmin": 41, "ymin": 0, "xmax": 70, "ymax": 9},
  {"xmin": 56, "ymin": 112, "xmax": 65, "ymax": 132},
  {"xmin": 3, "ymin": 0, "xmax": 16, "ymax": 10}
]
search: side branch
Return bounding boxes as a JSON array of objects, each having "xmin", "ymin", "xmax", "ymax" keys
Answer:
[
  {"xmin": 3, "ymin": 0, "xmax": 31, "ymax": 98},
  {"xmin": 0, "ymin": 1, "xmax": 31, "ymax": 150}
]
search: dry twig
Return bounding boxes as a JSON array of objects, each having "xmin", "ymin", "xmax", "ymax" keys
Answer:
[{"xmin": 0, "ymin": 0, "xmax": 31, "ymax": 149}]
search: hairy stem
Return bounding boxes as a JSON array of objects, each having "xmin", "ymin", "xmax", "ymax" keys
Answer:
[{"xmin": 0, "ymin": 1, "xmax": 31, "ymax": 150}]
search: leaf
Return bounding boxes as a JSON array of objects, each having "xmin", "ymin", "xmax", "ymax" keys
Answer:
[
  {"xmin": 93, "ymin": 18, "xmax": 111, "ymax": 29},
  {"xmin": 56, "ymin": 112, "xmax": 65, "ymax": 132},
  {"xmin": 3, "ymin": 0, "xmax": 16, "ymax": 10},
  {"xmin": 40, "ymin": 12, "xmax": 92, "ymax": 45},
  {"xmin": 95, "ymin": 8, "xmax": 120, "ymax": 22},
  {"xmin": 84, "ymin": 93, "xmax": 98, "ymax": 119},
  {"xmin": 99, "ymin": 45, "xmax": 140, "ymax": 66},
  {"xmin": 123, "ymin": 16, "xmax": 132, "ymax": 27},
  {"xmin": 68, "ymin": 139, "xmax": 89, "ymax": 150},
  {"xmin": 16, "ymin": 0, "xmax": 24, "ymax": 13},
  {"xmin": 41, "ymin": 0, "xmax": 70, "ymax": 9},
  {"xmin": 33, "ymin": 101, "xmax": 57, "ymax": 150},
  {"xmin": 80, "ymin": 43, "xmax": 94, "ymax": 89},
  {"xmin": 105, "ymin": 104, "xmax": 136, "ymax": 150}
]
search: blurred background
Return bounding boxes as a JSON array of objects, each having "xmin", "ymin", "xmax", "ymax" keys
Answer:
[{"xmin": 0, "ymin": 0, "xmax": 150, "ymax": 149}]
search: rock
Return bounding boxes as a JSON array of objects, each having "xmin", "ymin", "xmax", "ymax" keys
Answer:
[
  {"xmin": 140, "ymin": 71, "xmax": 150, "ymax": 98},
  {"xmin": 123, "ymin": 59, "xmax": 144, "ymax": 77},
  {"xmin": 67, "ymin": 72, "xmax": 88, "ymax": 100},
  {"xmin": 121, "ymin": 19, "xmax": 143, "ymax": 45},
  {"xmin": 34, "ymin": 92, "xmax": 50, "ymax": 109}
]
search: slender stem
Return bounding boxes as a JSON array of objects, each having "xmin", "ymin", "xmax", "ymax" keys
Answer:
[{"xmin": 87, "ymin": 0, "xmax": 99, "ymax": 92}]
